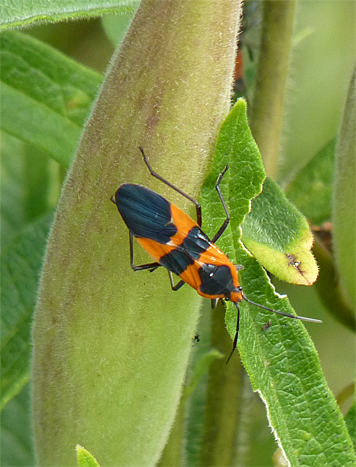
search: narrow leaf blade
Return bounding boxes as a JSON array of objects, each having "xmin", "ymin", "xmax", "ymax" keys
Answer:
[
  {"xmin": 0, "ymin": 133, "xmax": 26, "ymax": 250},
  {"xmin": 1, "ymin": 384, "xmax": 35, "ymax": 466},
  {"xmin": 1, "ymin": 0, "xmax": 140, "ymax": 31},
  {"xmin": 1, "ymin": 213, "xmax": 53, "ymax": 409},
  {"xmin": 0, "ymin": 31, "xmax": 102, "ymax": 166}
]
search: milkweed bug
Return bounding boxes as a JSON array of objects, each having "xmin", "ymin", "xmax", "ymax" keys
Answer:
[{"xmin": 111, "ymin": 148, "xmax": 322, "ymax": 362}]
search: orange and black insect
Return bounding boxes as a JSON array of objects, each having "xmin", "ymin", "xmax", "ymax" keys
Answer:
[{"xmin": 111, "ymin": 148, "xmax": 321, "ymax": 361}]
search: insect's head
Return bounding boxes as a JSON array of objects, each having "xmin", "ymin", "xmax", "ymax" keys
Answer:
[{"xmin": 229, "ymin": 286, "xmax": 243, "ymax": 303}]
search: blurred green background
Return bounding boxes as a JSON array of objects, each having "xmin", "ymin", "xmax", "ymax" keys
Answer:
[{"xmin": 1, "ymin": 1, "xmax": 355, "ymax": 465}]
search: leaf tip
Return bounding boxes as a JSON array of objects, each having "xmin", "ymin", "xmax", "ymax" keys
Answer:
[
  {"xmin": 284, "ymin": 250, "xmax": 319, "ymax": 286},
  {"xmin": 76, "ymin": 445, "xmax": 101, "ymax": 467}
]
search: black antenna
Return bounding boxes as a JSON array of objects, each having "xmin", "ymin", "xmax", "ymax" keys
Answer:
[
  {"xmin": 242, "ymin": 294, "xmax": 322, "ymax": 324},
  {"xmin": 226, "ymin": 296, "xmax": 322, "ymax": 364}
]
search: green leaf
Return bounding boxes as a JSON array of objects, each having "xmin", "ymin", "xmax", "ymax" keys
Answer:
[
  {"xmin": 202, "ymin": 99, "xmax": 355, "ymax": 467},
  {"xmin": 344, "ymin": 383, "xmax": 356, "ymax": 449},
  {"xmin": 0, "ymin": 31, "xmax": 102, "ymax": 166},
  {"xmin": 1, "ymin": 212, "xmax": 53, "ymax": 410},
  {"xmin": 1, "ymin": 384, "xmax": 35, "ymax": 466},
  {"xmin": 0, "ymin": 133, "xmax": 26, "ymax": 250},
  {"xmin": 1, "ymin": 0, "xmax": 140, "ymax": 31},
  {"xmin": 1, "ymin": 132, "xmax": 60, "ymax": 252},
  {"xmin": 284, "ymin": 139, "xmax": 336, "ymax": 225},
  {"xmin": 22, "ymin": 145, "xmax": 57, "ymax": 222},
  {"xmin": 76, "ymin": 445, "xmax": 101, "ymax": 467},
  {"xmin": 242, "ymin": 177, "xmax": 319, "ymax": 285},
  {"xmin": 202, "ymin": 100, "xmax": 265, "ymax": 240},
  {"xmin": 332, "ymin": 67, "xmax": 356, "ymax": 311}
]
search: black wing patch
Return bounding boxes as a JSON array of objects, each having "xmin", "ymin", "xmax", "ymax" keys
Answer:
[
  {"xmin": 199, "ymin": 264, "xmax": 235, "ymax": 296},
  {"xmin": 159, "ymin": 226, "xmax": 211, "ymax": 275},
  {"xmin": 182, "ymin": 226, "xmax": 211, "ymax": 259},
  {"xmin": 115, "ymin": 184, "xmax": 177, "ymax": 243},
  {"xmin": 160, "ymin": 248, "xmax": 195, "ymax": 276}
]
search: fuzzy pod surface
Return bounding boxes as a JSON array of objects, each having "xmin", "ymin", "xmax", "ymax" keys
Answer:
[{"xmin": 31, "ymin": 1, "xmax": 242, "ymax": 466}]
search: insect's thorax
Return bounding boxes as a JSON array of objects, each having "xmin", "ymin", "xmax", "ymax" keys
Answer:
[{"xmin": 194, "ymin": 251, "xmax": 242, "ymax": 302}]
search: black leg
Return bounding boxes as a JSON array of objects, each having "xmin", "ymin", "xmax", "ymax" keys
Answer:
[
  {"xmin": 226, "ymin": 302, "xmax": 240, "ymax": 364},
  {"xmin": 139, "ymin": 147, "xmax": 202, "ymax": 227},
  {"xmin": 168, "ymin": 271, "xmax": 186, "ymax": 291},
  {"xmin": 211, "ymin": 165, "xmax": 230, "ymax": 244},
  {"xmin": 129, "ymin": 231, "xmax": 161, "ymax": 272}
]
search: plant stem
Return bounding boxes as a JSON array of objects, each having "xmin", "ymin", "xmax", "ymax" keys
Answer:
[
  {"xmin": 313, "ymin": 238, "xmax": 356, "ymax": 331},
  {"xmin": 250, "ymin": 0, "xmax": 296, "ymax": 180},
  {"xmin": 199, "ymin": 304, "xmax": 243, "ymax": 466},
  {"xmin": 332, "ymin": 66, "xmax": 356, "ymax": 312}
]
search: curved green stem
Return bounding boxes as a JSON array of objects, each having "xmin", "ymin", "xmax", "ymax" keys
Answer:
[
  {"xmin": 332, "ymin": 66, "xmax": 356, "ymax": 312},
  {"xmin": 313, "ymin": 238, "xmax": 356, "ymax": 331},
  {"xmin": 250, "ymin": 0, "xmax": 296, "ymax": 180}
]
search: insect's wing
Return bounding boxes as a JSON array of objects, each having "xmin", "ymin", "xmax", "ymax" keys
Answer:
[{"xmin": 115, "ymin": 184, "xmax": 177, "ymax": 243}]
